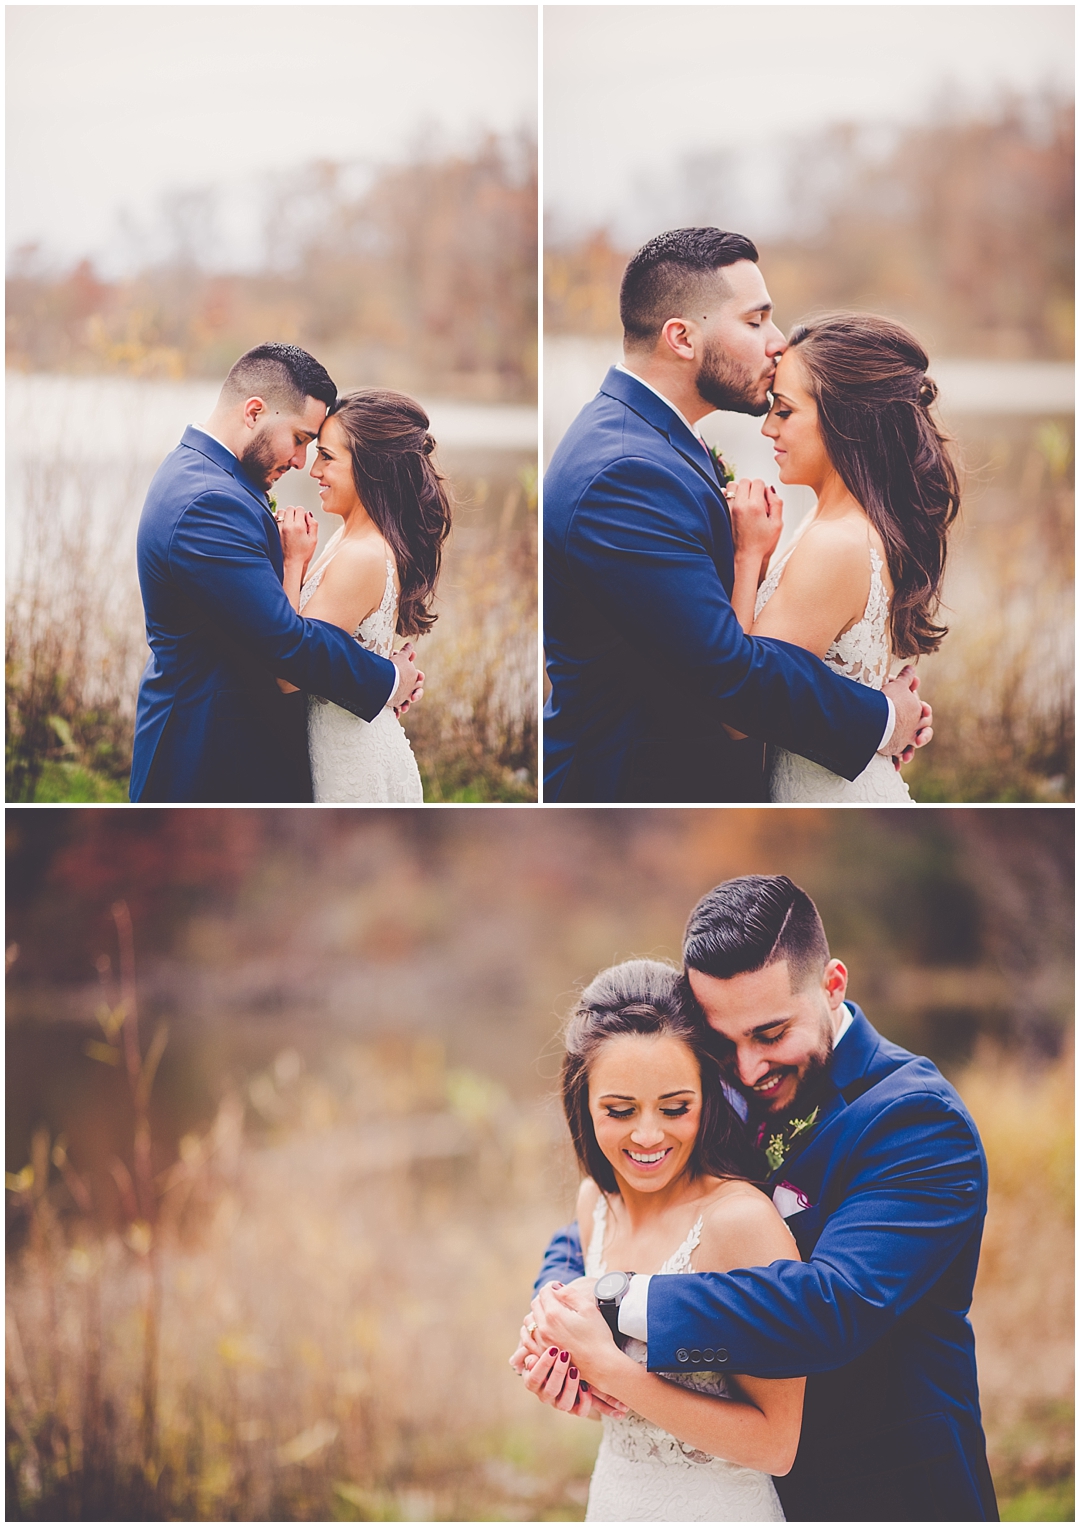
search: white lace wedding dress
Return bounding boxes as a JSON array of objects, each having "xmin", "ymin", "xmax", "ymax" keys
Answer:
[
  {"xmin": 299, "ymin": 531, "xmax": 423, "ymax": 803},
  {"xmin": 755, "ymin": 529, "xmax": 912, "ymax": 802},
  {"xmin": 583, "ymin": 1195, "xmax": 785, "ymax": 1523}
]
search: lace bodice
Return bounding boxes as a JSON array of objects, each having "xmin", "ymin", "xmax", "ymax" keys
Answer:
[
  {"xmin": 754, "ymin": 523, "xmax": 912, "ymax": 804},
  {"xmin": 582, "ymin": 1194, "xmax": 784, "ymax": 1520},
  {"xmin": 299, "ymin": 530, "xmax": 399, "ymax": 659},
  {"xmin": 755, "ymin": 529, "xmax": 891, "ymax": 690}
]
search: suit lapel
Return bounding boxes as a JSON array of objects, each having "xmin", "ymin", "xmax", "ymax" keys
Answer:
[
  {"xmin": 599, "ymin": 368, "xmax": 731, "ymax": 510},
  {"xmin": 180, "ymin": 425, "xmax": 276, "ymax": 519}
]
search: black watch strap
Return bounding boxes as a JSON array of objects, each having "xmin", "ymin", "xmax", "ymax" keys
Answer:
[{"xmin": 595, "ymin": 1269, "xmax": 635, "ymax": 1350}]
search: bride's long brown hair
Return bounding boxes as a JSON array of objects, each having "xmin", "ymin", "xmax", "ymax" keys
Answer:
[
  {"xmin": 786, "ymin": 313, "xmax": 961, "ymax": 658},
  {"xmin": 328, "ymin": 389, "xmax": 452, "ymax": 638}
]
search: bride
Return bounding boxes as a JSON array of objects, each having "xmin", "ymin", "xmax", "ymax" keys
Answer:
[
  {"xmin": 727, "ymin": 313, "xmax": 960, "ymax": 802},
  {"xmin": 276, "ymin": 390, "xmax": 452, "ymax": 802},
  {"xmin": 520, "ymin": 960, "xmax": 803, "ymax": 1522}
]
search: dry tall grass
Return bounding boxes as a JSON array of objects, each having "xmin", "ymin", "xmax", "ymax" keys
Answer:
[
  {"xmin": 5, "ymin": 1036, "xmax": 1072, "ymax": 1522},
  {"xmin": 5, "ymin": 456, "xmax": 537, "ymax": 804},
  {"xmin": 957, "ymin": 1046, "xmax": 1074, "ymax": 1521},
  {"xmin": 5, "ymin": 460, "xmax": 145, "ymax": 802},
  {"xmin": 906, "ymin": 419, "xmax": 1073, "ymax": 803}
]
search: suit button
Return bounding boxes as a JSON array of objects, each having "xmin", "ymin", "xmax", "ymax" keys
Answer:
[
  {"xmin": 716, "ymin": 1349, "xmax": 729, "ymax": 1363},
  {"xmin": 690, "ymin": 1349, "xmax": 702, "ymax": 1363},
  {"xmin": 676, "ymin": 1348, "xmax": 690, "ymax": 1363},
  {"xmin": 703, "ymin": 1348, "xmax": 715, "ymax": 1363}
]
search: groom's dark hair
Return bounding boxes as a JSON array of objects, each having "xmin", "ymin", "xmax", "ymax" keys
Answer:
[
  {"xmin": 683, "ymin": 875, "xmax": 829, "ymax": 991},
  {"xmin": 620, "ymin": 227, "xmax": 759, "ymax": 349},
  {"xmin": 221, "ymin": 342, "xmax": 337, "ymax": 412}
]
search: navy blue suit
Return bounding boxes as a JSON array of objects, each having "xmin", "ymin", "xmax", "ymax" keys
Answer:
[
  {"xmin": 132, "ymin": 428, "xmax": 396, "ymax": 802},
  {"xmin": 543, "ymin": 368, "xmax": 890, "ymax": 801},
  {"xmin": 534, "ymin": 1007, "xmax": 998, "ymax": 1522}
]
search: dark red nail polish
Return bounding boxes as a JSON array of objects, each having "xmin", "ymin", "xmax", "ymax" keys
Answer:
[
  {"xmin": 549, "ymin": 1347, "xmax": 558, "ymax": 1357},
  {"xmin": 569, "ymin": 1366, "xmax": 578, "ymax": 1379},
  {"xmin": 580, "ymin": 1380, "xmax": 589, "ymax": 1391},
  {"xmin": 560, "ymin": 1351, "xmax": 569, "ymax": 1363}
]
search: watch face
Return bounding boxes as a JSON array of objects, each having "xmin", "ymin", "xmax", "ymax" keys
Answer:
[{"xmin": 595, "ymin": 1271, "xmax": 629, "ymax": 1301}]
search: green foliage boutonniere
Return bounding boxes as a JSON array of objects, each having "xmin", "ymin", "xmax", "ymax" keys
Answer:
[
  {"xmin": 708, "ymin": 444, "xmax": 736, "ymax": 489},
  {"xmin": 762, "ymin": 1105, "xmax": 821, "ymax": 1174}
]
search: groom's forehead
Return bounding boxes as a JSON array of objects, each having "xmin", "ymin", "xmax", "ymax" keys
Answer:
[
  {"xmin": 718, "ymin": 259, "xmax": 771, "ymax": 312},
  {"xmin": 688, "ymin": 961, "xmax": 800, "ymax": 1034}
]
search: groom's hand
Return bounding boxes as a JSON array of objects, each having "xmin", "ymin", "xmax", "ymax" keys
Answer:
[
  {"xmin": 881, "ymin": 665, "xmax": 933, "ymax": 767},
  {"xmin": 390, "ymin": 643, "xmax": 424, "ymax": 714}
]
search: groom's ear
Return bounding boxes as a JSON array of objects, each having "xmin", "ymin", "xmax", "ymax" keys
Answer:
[
  {"xmin": 241, "ymin": 395, "xmax": 267, "ymax": 430},
  {"xmin": 823, "ymin": 959, "xmax": 848, "ymax": 1008},
  {"xmin": 660, "ymin": 317, "xmax": 698, "ymax": 362}
]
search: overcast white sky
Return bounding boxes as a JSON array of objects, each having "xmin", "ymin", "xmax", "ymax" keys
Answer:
[
  {"xmin": 546, "ymin": 5, "xmax": 1073, "ymax": 238},
  {"xmin": 7, "ymin": 5, "xmax": 537, "ymax": 273}
]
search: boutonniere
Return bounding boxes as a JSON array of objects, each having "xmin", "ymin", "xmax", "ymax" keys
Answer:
[
  {"xmin": 761, "ymin": 1105, "xmax": 820, "ymax": 1174},
  {"xmin": 708, "ymin": 444, "xmax": 736, "ymax": 489},
  {"xmin": 268, "ymin": 494, "xmax": 279, "ymax": 520}
]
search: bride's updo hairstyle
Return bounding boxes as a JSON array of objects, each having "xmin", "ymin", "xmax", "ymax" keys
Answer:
[
  {"xmin": 562, "ymin": 959, "xmax": 749, "ymax": 1193},
  {"xmin": 786, "ymin": 313, "xmax": 961, "ymax": 658},
  {"xmin": 328, "ymin": 389, "xmax": 452, "ymax": 638}
]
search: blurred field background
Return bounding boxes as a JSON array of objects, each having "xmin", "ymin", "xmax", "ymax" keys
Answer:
[
  {"xmin": 5, "ymin": 8, "xmax": 538, "ymax": 803},
  {"xmin": 6, "ymin": 807, "xmax": 1072, "ymax": 1521},
  {"xmin": 544, "ymin": 7, "xmax": 1073, "ymax": 802}
]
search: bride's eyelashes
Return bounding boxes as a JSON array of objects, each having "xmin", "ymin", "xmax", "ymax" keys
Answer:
[{"xmin": 603, "ymin": 1103, "xmax": 692, "ymax": 1119}]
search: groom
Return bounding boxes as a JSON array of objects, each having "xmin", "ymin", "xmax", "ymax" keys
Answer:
[
  {"xmin": 131, "ymin": 342, "xmax": 422, "ymax": 802},
  {"xmin": 517, "ymin": 875, "xmax": 998, "ymax": 1522},
  {"xmin": 543, "ymin": 227, "xmax": 932, "ymax": 801}
]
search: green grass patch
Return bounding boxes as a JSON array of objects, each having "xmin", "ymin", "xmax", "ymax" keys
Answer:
[{"xmin": 27, "ymin": 759, "xmax": 129, "ymax": 802}]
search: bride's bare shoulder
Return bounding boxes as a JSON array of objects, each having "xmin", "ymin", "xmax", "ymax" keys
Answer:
[
  {"xmin": 696, "ymin": 1179, "xmax": 800, "ymax": 1272},
  {"xmin": 575, "ymin": 1176, "xmax": 603, "ymax": 1221}
]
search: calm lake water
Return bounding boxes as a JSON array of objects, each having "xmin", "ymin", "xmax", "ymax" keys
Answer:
[{"xmin": 6, "ymin": 372, "xmax": 537, "ymax": 564}]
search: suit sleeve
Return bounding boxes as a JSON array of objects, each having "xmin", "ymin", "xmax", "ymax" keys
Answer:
[
  {"xmin": 645, "ymin": 1092, "xmax": 987, "ymax": 1376},
  {"xmin": 568, "ymin": 457, "xmax": 888, "ymax": 780},
  {"xmin": 168, "ymin": 490, "xmax": 395, "ymax": 718},
  {"xmin": 533, "ymin": 1221, "xmax": 585, "ymax": 1296}
]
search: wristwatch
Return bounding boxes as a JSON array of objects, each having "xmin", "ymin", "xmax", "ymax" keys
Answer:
[{"xmin": 595, "ymin": 1270, "xmax": 635, "ymax": 1350}]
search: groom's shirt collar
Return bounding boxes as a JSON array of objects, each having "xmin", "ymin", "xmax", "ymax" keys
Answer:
[
  {"xmin": 835, "ymin": 1002, "xmax": 854, "ymax": 1046},
  {"xmin": 615, "ymin": 363, "xmax": 706, "ymax": 443},
  {"xmin": 189, "ymin": 423, "xmax": 236, "ymax": 459}
]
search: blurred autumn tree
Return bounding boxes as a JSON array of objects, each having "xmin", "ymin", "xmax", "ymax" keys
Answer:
[
  {"xmin": 546, "ymin": 94, "xmax": 1073, "ymax": 358},
  {"xmin": 6, "ymin": 133, "xmax": 537, "ymax": 403}
]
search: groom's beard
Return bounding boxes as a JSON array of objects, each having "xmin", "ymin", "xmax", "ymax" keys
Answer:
[
  {"xmin": 238, "ymin": 432, "xmax": 282, "ymax": 492},
  {"xmin": 696, "ymin": 338, "xmax": 773, "ymax": 417},
  {"xmin": 735, "ymin": 1028, "xmax": 835, "ymax": 1125}
]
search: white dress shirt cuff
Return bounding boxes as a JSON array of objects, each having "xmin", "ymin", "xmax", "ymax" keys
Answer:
[
  {"xmin": 876, "ymin": 696, "xmax": 896, "ymax": 754},
  {"xmin": 618, "ymin": 1274, "xmax": 651, "ymax": 1342}
]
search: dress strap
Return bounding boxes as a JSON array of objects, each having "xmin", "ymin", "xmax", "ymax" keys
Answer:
[
  {"xmin": 658, "ymin": 1214, "xmax": 704, "ymax": 1275},
  {"xmin": 585, "ymin": 1193, "xmax": 609, "ymax": 1278}
]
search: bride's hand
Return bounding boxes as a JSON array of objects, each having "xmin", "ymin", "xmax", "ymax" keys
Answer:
[
  {"xmin": 518, "ymin": 1343, "xmax": 628, "ymax": 1421},
  {"xmin": 531, "ymin": 1283, "xmax": 630, "ymax": 1393},
  {"xmin": 729, "ymin": 478, "xmax": 783, "ymax": 564},
  {"xmin": 277, "ymin": 506, "xmax": 318, "ymax": 572}
]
